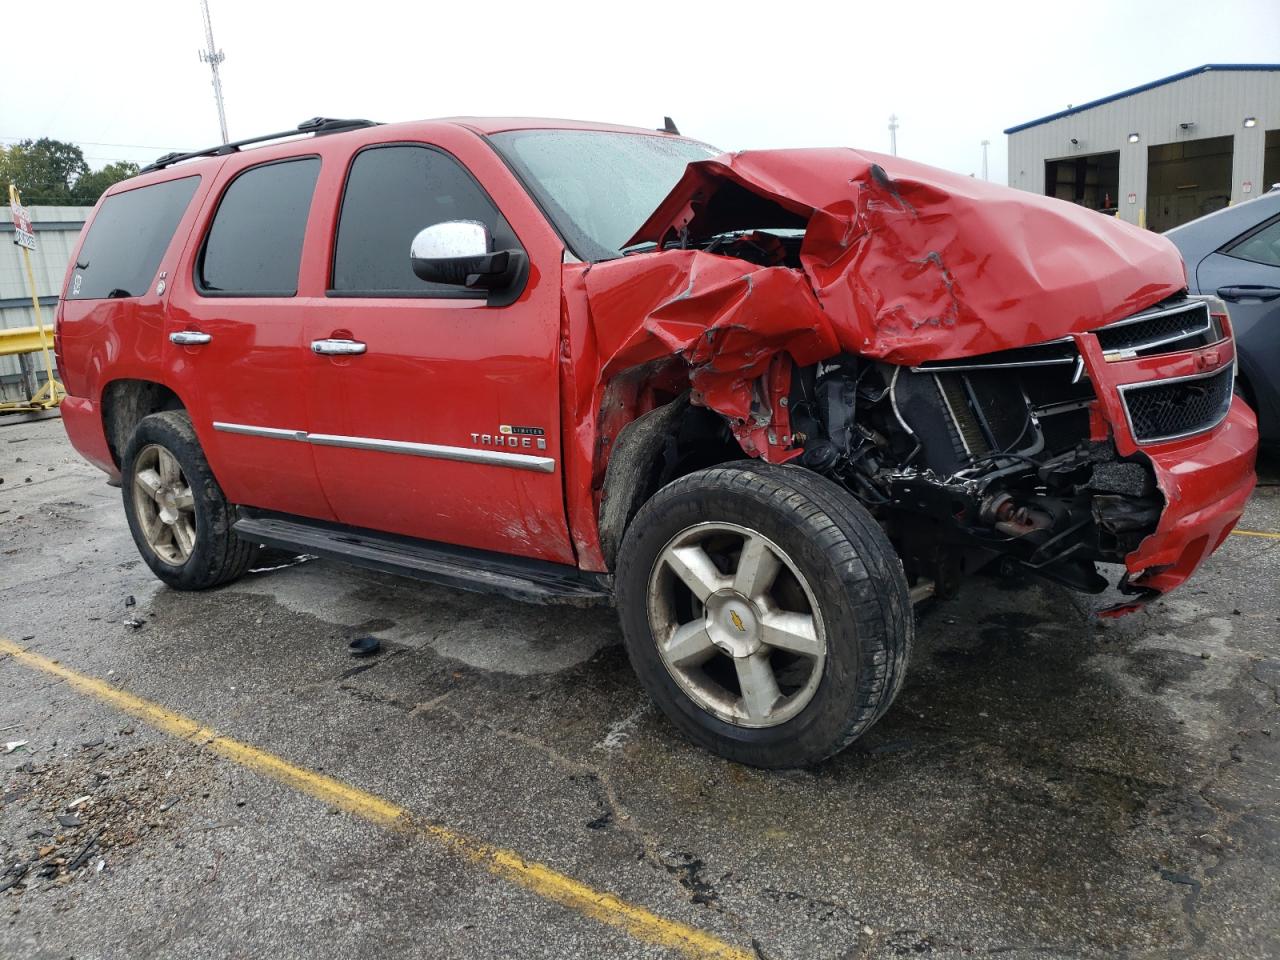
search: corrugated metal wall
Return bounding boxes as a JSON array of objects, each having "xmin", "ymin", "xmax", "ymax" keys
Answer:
[
  {"xmin": 1007, "ymin": 70, "xmax": 1280, "ymax": 226},
  {"xmin": 0, "ymin": 206, "xmax": 91, "ymax": 401}
]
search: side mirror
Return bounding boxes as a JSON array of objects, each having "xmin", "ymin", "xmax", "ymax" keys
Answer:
[{"xmin": 410, "ymin": 220, "xmax": 520, "ymax": 290}]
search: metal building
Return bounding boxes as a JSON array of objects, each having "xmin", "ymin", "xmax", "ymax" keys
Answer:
[
  {"xmin": 1005, "ymin": 64, "xmax": 1280, "ymax": 232},
  {"xmin": 0, "ymin": 206, "xmax": 89, "ymax": 402}
]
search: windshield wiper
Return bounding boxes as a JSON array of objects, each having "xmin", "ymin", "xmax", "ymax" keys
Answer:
[{"xmin": 619, "ymin": 241, "xmax": 659, "ymax": 256}]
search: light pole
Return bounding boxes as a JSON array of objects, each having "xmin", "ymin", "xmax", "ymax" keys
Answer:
[
  {"xmin": 888, "ymin": 114, "xmax": 899, "ymax": 156},
  {"xmin": 981, "ymin": 139, "xmax": 990, "ymax": 181}
]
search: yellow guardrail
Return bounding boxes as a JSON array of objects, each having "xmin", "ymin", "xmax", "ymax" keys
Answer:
[
  {"xmin": 0, "ymin": 323, "xmax": 56, "ymax": 358},
  {"xmin": 4, "ymin": 182, "xmax": 63, "ymax": 414},
  {"xmin": 0, "ymin": 320, "xmax": 62, "ymax": 413},
  {"xmin": 0, "ymin": 321, "xmax": 62, "ymax": 412}
]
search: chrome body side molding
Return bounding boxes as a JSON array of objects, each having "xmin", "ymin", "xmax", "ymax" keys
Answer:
[
  {"xmin": 212, "ymin": 422, "xmax": 554, "ymax": 473},
  {"xmin": 307, "ymin": 433, "xmax": 555, "ymax": 473},
  {"xmin": 213, "ymin": 422, "xmax": 308, "ymax": 442}
]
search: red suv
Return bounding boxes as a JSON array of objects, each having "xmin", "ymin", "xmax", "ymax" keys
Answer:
[{"xmin": 56, "ymin": 117, "xmax": 1258, "ymax": 767}]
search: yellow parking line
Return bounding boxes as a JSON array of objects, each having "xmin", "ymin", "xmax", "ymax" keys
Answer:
[
  {"xmin": 1231, "ymin": 529, "xmax": 1280, "ymax": 540},
  {"xmin": 0, "ymin": 637, "xmax": 751, "ymax": 960}
]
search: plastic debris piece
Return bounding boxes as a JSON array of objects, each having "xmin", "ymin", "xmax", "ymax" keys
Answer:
[
  {"xmin": 249, "ymin": 553, "xmax": 318, "ymax": 574},
  {"xmin": 0, "ymin": 863, "xmax": 29, "ymax": 893},
  {"xmin": 348, "ymin": 635, "xmax": 382, "ymax": 658},
  {"xmin": 67, "ymin": 827, "xmax": 104, "ymax": 871},
  {"xmin": 67, "ymin": 795, "xmax": 92, "ymax": 809},
  {"xmin": 56, "ymin": 814, "xmax": 82, "ymax": 828},
  {"xmin": 2, "ymin": 740, "xmax": 28, "ymax": 755}
]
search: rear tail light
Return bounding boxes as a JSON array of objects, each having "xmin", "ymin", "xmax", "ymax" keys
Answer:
[{"xmin": 53, "ymin": 302, "xmax": 65, "ymax": 376}]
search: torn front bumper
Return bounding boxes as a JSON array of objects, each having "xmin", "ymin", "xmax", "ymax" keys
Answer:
[{"xmin": 1077, "ymin": 329, "xmax": 1258, "ymax": 613}]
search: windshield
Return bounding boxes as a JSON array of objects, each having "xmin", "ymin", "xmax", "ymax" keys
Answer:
[{"xmin": 489, "ymin": 129, "xmax": 718, "ymax": 261}]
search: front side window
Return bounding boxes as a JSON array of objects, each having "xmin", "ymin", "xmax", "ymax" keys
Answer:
[
  {"xmin": 332, "ymin": 145, "xmax": 517, "ymax": 296},
  {"xmin": 488, "ymin": 130, "xmax": 718, "ymax": 262},
  {"xmin": 198, "ymin": 157, "xmax": 320, "ymax": 296},
  {"xmin": 67, "ymin": 176, "xmax": 200, "ymax": 300}
]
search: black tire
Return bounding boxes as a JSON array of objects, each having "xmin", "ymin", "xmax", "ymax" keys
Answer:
[
  {"xmin": 615, "ymin": 461, "xmax": 912, "ymax": 768},
  {"xmin": 121, "ymin": 410, "xmax": 255, "ymax": 590}
]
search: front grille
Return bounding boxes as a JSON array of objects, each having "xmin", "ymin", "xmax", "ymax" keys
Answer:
[
  {"xmin": 1095, "ymin": 300, "xmax": 1215, "ymax": 357},
  {"xmin": 1119, "ymin": 365, "xmax": 1234, "ymax": 443},
  {"xmin": 913, "ymin": 337, "xmax": 1076, "ymax": 372}
]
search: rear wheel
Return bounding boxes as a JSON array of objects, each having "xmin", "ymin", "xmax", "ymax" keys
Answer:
[
  {"xmin": 121, "ymin": 411, "xmax": 255, "ymax": 590},
  {"xmin": 615, "ymin": 461, "xmax": 912, "ymax": 768}
]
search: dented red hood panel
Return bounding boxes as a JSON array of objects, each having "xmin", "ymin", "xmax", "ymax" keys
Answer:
[{"xmin": 625, "ymin": 148, "xmax": 1186, "ymax": 364}]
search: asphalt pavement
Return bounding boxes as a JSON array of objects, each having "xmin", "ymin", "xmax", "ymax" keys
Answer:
[{"xmin": 1, "ymin": 415, "xmax": 1278, "ymax": 959}]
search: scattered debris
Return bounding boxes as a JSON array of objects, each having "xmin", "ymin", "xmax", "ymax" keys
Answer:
[
  {"xmin": 249, "ymin": 553, "xmax": 318, "ymax": 574},
  {"xmin": 123, "ymin": 617, "xmax": 145, "ymax": 630},
  {"xmin": 596, "ymin": 701, "xmax": 649, "ymax": 751},
  {"xmin": 348, "ymin": 635, "xmax": 381, "ymax": 658},
  {"xmin": 0, "ymin": 863, "xmax": 29, "ymax": 893},
  {"xmin": 56, "ymin": 813, "xmax": 82, "ymax": 828},
  {"xmin": 1159, "ymin": 867, "xmax": 1202, "ymax": 894},
  {"xmin": 2, "ymin": 740, "xmax": 28, "ymax": 755},
  {"xmin": 67, "ymin": 827, "xmax": 104, "ymax": 871},
  {"xmin": 124, "ymin": 595, "xmax": 135, "ymax": 607}
]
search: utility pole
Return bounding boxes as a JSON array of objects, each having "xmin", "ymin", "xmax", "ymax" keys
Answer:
[
  {"xmin": 888, "ymin": 114, "xmax": 899, "ymax": 156},
  {"xmin": 981, "ymin": 139, "xmax": 990, "ymax": 181},
  {"xmin": 197, "ymin": 0, "xmax": 229, "ymax": 144}
]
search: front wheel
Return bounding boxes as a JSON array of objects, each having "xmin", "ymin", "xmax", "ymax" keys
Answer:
[
  {"xmin": 615, "ymin": 462, "xmax": 912, "ymax": 768},
  {"xmin": 121, "ymin": 410, "xmax": 255, "ymax": 590}
]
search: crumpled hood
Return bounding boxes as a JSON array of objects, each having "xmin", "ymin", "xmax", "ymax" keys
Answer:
[{"xmin": 626, "ymin": 148, "xmax": 1187, "ymax": 363}]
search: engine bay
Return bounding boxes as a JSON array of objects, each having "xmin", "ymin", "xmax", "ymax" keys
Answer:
[{"xmin": 785, "ymin": 347, "xmax": 1165, "ymax": 600}]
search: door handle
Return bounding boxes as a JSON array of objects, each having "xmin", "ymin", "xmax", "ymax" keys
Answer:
[
  {"xmin": 169, "ymin": 331, "xmax": 212, "ymax": 346},
  {"xmin": 1216, "ymin": 285, "xmax": 1280, "ymax": 302},
  {"xmin": 311, "ymin": 338, "xmax": 367, "ymax": 356}
]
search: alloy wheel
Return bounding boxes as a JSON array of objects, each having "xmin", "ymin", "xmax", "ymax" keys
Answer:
[
  {"xmin": 131, "ymin": 443, "xmax": 197, "ymax": 565},
  {"xmin": 646, "ymin": 522, "xmax": 828, "ymax": 728}
]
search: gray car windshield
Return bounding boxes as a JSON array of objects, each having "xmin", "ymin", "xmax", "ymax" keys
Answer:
[{"xmin": 489, "ymin": 129, "xmax": 718, "ymax": 262}]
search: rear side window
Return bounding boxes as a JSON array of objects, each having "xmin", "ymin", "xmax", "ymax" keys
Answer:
[
  {"xmin": 67, "ymin": 176, "xmax": 200, "ymax": 300},
  {"xmin": 331, "ymin": 145, "xmax": 517, "ymax": 296},
  {"xmin": 1225, "ymin": 215, "xmax": 1280, "ymax": 267},
  {"xmin": 198, "ymin": 157, "xmax": 320, "ymax": 296}
]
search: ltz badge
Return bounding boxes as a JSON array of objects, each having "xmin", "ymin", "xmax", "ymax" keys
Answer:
[{"xmin": 472, "ymin": 425, "xmax": 547, "ymax": 450}]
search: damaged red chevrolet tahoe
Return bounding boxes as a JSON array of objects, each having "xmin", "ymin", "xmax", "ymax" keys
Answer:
[{"xmin": 56, "ymin": 118, "xmax": 1258, "ymax": 767}]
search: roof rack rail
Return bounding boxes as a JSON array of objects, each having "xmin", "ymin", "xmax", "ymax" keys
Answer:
[{"xmin": 140, "ymin": 117, "xmax": 378, "ymax": 174}]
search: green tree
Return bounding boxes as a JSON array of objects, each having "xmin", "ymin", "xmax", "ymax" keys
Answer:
[
  {"xmin": 0, "ymin": 138, "xmax": 90, "ymax": 205},
  {"xmin": 74, "ymin": 161, "xmax": 141, "ymax": 202}
]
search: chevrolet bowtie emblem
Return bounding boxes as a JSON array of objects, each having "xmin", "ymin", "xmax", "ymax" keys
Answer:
[{"xmin": 729, "ymin": 610, "xmax": 746, "ymax": 632}]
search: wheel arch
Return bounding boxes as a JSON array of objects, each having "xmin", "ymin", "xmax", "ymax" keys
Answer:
[
  {"xmin": 101, "ymin": 378, "xmax": 188, "ymax": 468},
  {"xmin": 597, "ymin": 394, "xmax": 748, "ymax": 570}
]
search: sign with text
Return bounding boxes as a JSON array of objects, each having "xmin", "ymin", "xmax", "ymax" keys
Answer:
[{"xmin": 9, "ymin": 199, "xmax": 35, "ymax": 250}]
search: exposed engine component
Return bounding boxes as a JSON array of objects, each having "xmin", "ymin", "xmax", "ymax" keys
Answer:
[{"xmin": 786, "ymin": 336, "xmax": 1166, "ymax": 597}]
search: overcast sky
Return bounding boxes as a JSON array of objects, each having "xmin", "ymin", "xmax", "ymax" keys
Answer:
[{"xmin": 3, "ymin": 0, "xmax": 1278, "ymax": 185}]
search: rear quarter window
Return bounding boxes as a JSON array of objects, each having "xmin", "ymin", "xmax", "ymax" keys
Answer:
[
  {"xmin": 66, "ymin": 176, "xmax": 200, "ymax": 300},
  {"xmin": 1225, "ymin": 214, "xmax": 1280, "ymax": 267}
]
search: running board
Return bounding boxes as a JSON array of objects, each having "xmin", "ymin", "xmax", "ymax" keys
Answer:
[{"xmin": 233, "ymin": 511, "xmax": 612, "ymax": 606}]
